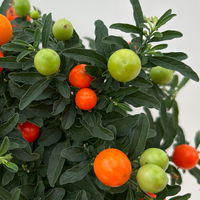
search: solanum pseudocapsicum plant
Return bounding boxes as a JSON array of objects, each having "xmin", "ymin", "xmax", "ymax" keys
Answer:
[{"xmin": 0, "ymin": 0, "xmax": 199, "ymax": 199}]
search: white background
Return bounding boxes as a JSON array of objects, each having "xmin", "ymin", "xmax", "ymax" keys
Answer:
[{"xmin": 30, "ymin": 0, "xmax": 200, "ymax": 199}]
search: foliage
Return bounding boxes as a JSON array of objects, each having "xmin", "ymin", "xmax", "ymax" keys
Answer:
[{"xmin": 0, "ymin": 0, "xmax": 199, "ymax": 199}]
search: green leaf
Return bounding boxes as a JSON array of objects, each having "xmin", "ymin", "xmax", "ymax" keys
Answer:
[
  {"xmin": 42, "ymin": 13, "xmax": 53, "ymax": 48},
  {"xmin": 148, "ymin": 56, "xmax": 199, "ymax": 81},
  {"xmin": 10, "ymin": 188, "xmax": 21, "ymax": 200},
  {"xmin": 0, "ymin": 137, "xmax": 9, "ymax": 156},
  {"xmin": 166, "ymin": 165, "xmax": 182, "ymax": 185},
  {"xmin": 103, "ymin": 35, "xmax": 130, "ymax": 49},
  {"xmin": 67, "ymin": 190, "xmax": 88, "ymax": 200},
  {"xmin": 129, "ymin": 0, "xmax": 144, "ymax": 26},
  {"xmin": 12, "ymin": 149, "xmax": 40, "ymax": 162},
  {"xmin": 110, "ymin": 23, "xmax": 143, "ymax": 34},
  {"xmin": 44, "ymin": 188, "xmax": 65, "ymax": 200},
  {"xmin": 0, "ymin": 57, "xmax": 24, "ymax": 69},
  {"xmin": 0, "ymin": 187, "xmax": 11, "ymax": 200},
  {"xmin": 52, "ymin": 98, "xmax": 70, "ymax": 115},
  {"xmin": 59, "ymin": 161, "xmax": 92, "ymax": 185},
  {"xmin": 34, "ymin": 28, "xmax": 41, "ymax": 48},
  {"xmin": 169, "ymin": 194, "xmax": 191, "ymax": 200},
  {"xmin": 126, "ymin": 188, "xmax": 135, "ymax": 200},
  {"xmin": 95, "ymin": 20, "xmax": 112, "ymax": 58},
  {"xmin": 128, "ymin": 113, "xmax": 149, "ymax": 159},
  {"xmin": 124, "ymin": 90, "xmax": 161, "ymax": 109},
  {"xmin": 81, "ymin": 112, "xmax": 114, "ymax": 141},
  {"xmin": 156, "ymin": 9, "xmax": 176, "ymax": 28},
  {"xmin": 85, "ymin": 65, "xmax": 102, "ymax": 77},
  {"xmin": 61, "ymin": 105, "xmax": 76, "ymax": 130},
  {"xmin": 62, "ymin": 48, "xmax": 107, "ymax": 69},
  {"xmin": 4, "ymin": 162, "xmax": 18, "ymax": 173},
  {"xmin": 1, "ymin": 43, "xmax": 27, "ymax": 52},
  {"xmin": 56, "ymin": 80, "xmax": 70, "ymax": 99},
  {"xmin": 151, "ymin": 30, "xmax": 183, "ymax": 42},
  {"xmin": 0, "ymin": 0, "xmax": 12, "ymax": 15},
  {"xmin": 47, "ymin": 143, "xmax": 66, "ymax": 187},
  {"xmin": 16, "ymin": 51, "xmax": 32, "ymax": 62},
  {"xmin": 84, "ymin": 37, "xmax": 96, "ymax": 49},
  {"xmin": 61, "ymin": 146, "xmax": 88, "ymax": 162},
  {"xmin": 166, "ymin": 185, "xmax": 181, "ymax": 196},
  {"xmin": 2, "ymin": 171, "xmax": 15, "ymax": 186},
  {"xmin": 0, "ymin": 113, "xmax": 19, "ymax": 137},
  {"xmin": 38, "ymin": 127, "xmax": 62, "ymax": 146},
  {"xmin": 19, "ymin": 78, "xmax": 51, "ymax": 110},
  {"xmin": 9, "ymin": 72, "xmax": 44, "ymax": 85},
  {"xmin": 163, "ymin": 52, "xmax": 188, "ymax": 61},
  {"xmin": 189, "ymin": 167, "xmax": 200, "ymax": 184},
  {"xmin": 195, "ymin": 131, "xmax": 200, "ymax": 149},
  {"xmin": 151, "ymin": 44, "xmax": 168, "ymax": 51}
]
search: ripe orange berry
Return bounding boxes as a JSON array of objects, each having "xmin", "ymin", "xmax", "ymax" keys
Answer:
[
  {"xmin": 75, "ymin": 88, "xmax": 97, "ymax": 110},
  {"xmin": 6, "ymin": 7, "xmax": 31, "ymax": 22},
  {"xmin": 0, "ymin": 51, "xmax": 4, "ymax": 72},
  {"xmin": 69, "ymin": 64, "xmax": 93, "ymax": 88},
  {"xmin": 172, "ymin": 144, "xmax": 199, "ymax": 170},
  {"xmin": 0, "ymin": 14, "xmax": 13, "ymax": 45},
  {"xmin": 94, "ymin": 148, "xmax": 132, "ymax": 187}
]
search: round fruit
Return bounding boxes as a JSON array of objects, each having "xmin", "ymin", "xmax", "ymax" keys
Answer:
[
  {"xmin": 30, "ymin": 10, "xmax": 40, "ymax": 20},
  {"xmin": 0, "ymin": 14, "xmax": 13, "ymax": 45},
  {"xmin": 34, "ymin": 49, "xmax": 61, "ymax": 75},
  {"xmin": 94, "ymin": 148, "xmax": 132, "ymax": 187},
  {"xmin": 75, "ymin": 88, "xmax": 97, "ymax": 110},
  {"xmin": 14, "ymin": 0, "xmax": 30, "ymax": 17},
  {"xmin": 150, "ymin": 66, "xmax": 173, "ymax": 85},
  {"xmin": 0, "ymin": 51, "xmax": 4, "ymax": 72},
  {"xmin": 52, "ymin": 19, "xmax": 73, "ymax": 41},
  {"xmin": 107, "ymin": 49, "xmax": 141, "ymax": 82},
  {"xmin": 139, "ymin": 148, "xmax": 169, "ymax": 170},
  {"xmin": 6, "ymin": 7, "xmax": 31, "ymax": 22},
  {"xmin": 172, "ymin": 144, "xmax": 199, "ymax": 170},
  {"xmin": 17, "ymin": 122, "xmax": 40, "ymax": 142},
  {"xmin": 136, "ymin": 164, "xmax": 168, "ymax": 193},
  {"xmin": 69, "ymin": 64, "xmax": 93, "ymax": 88}
]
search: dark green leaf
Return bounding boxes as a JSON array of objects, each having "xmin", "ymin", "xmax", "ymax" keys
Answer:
[
  {"xmin": 0, "ymin": 136, "xmax": 9, "ymax": 156},
  {"xmin": 9, "ymin": 72, "xmax": 44, "ymax": 85},
  {"xmin": 0, "ymin": 0, "xmax": 12, "ymax": 15},
  {"xmin": 84, "ymin": 37, "xmax": 96, "ymax": 49},
  {"xmin": 10, "ymin": 188, "xmax": 21, "ymax": 200},
  {"xmin": 38, "ymin": 127, "xmax": 62, "ymax": 146},
  {"xmin": 95, "ymin": 20, "xmax": 112, "ymax": 58},
  {"xmin": 125, "ymin": 90, "xmax": 160, "ymax": 109},
  {"xmin": 151, "ymin": 30, "xmax": 182, "ymax": 42},
  {"xmin": 103, "ymin": 35, "xmax": 130, "ymax": 49},
  {"xmin": 166, "ymin": 185, "xmax": 181, "ymax": 196},
  {"xmin": 2, "ymin": 170, "xmax": 15, "ymax": 186},
  {"xmin": 157, "ymin": 9, "xmax": 176, "ymax": 28},
  {"xmin": 62, "ymin": 48, "xmax": 107, "ymax": 69},
  {"xmin": 44, "ymin": 188, "xmax": 65, "ymax": 200},
  {"xmin": 16, "ymin": 51, "xmax": 32, "ymax": 62},
  {"xmin": 57, "ymin": 81, "xmax": 70, "ymax": 99},
  {"xmin": 0, "ymin": 113, "xmax": 19, "ymax": 137},
  {"xmin": 195, "ymin": 131, "xmax": 200, "ymax": 149},
  {"xmin": 149, "ymin": 56, "xmax": 199, "ymax": 81},
  {"xmin": 163, "ymin": 52, "xmax": 188, "ymax": 61},
  {"xmin": 52, "ymin": 98, "xmax": 70, "ymax": 115},
  {"xmin": 42, "ymin": 13, "xmax": 53, "ymax": 48},
  {"xmin": 0, "ymin": 187, "xmax": 11, "ymax": 200},
  {"xmin": 129, "ymin": 113, "xmax": 149, "ymax": 159},
  {"xmin": 61, "ymin": 105, "xmax": 76, "ymax": 130},
  {"xmin": 189, "ymin": 167, "xmax": 200, "ymax": 184},
  {"xmin": 1, "ymin": 43, "xmax": 27, "ymax": 52},
  {"xmin": 151, "ymin": 44, "xmax": 168, "ymax": 50},
  {"xmin": 59, "ymin": 161, "xmax": 92, "ymax": 185},
  {"xmin": 19, "ymin": 78, "xmax": 51, "ymax": 110},
  {"xmin": 0, "ymin": 57, "xmax": 23, "ymax": 69},
  {"xmin": 129, "ymin": 0, "xmax": 144, "ymax": 26},
  {"xmin": 110, "ymin": 23, "xmax": 143, "ymax": 34},
  {"xmin": 12, "ymin": 149, "xmax": 40, "ymax": 162},
  {"xmin": 34, "ymin": 28, "xmax": 41, "ymax": 48},
  {"xmin": 47, "ymin": 143, "xmax": 66, "ymax": 187},
  {"xmin": 169, "ymin": 194, "xmax": 191, "ymax": 200},
  {"xmin": 61, "ymin": 146, "xmax": 88, "ymax": 162}
]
